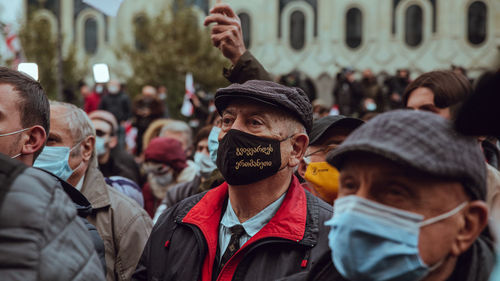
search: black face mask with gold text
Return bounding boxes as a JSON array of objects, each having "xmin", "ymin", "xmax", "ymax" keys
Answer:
[{"xmin": 216, "ymin": 129, "xmax": 288, "ymax": 185}]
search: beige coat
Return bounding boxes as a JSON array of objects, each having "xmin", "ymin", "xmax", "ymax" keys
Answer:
[{"xmin": 82, "ymin": 159, "xmax": 152, "ymax": 281}]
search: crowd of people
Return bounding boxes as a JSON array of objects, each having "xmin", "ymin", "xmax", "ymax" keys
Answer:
[{"xmin": 1, "ymin": 3, "xmax": 500, "ymax": 281}]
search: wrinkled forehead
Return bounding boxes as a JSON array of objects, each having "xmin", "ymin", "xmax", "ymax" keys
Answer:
[{"xmin": 223, "ymin": 98, "xmax": 288, "ymax": 119}]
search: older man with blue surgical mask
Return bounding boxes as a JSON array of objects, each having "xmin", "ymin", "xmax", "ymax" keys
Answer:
[
  {"xmin": 34, "ymin": 101, "xmax": 152, "ymax": 281},
  {"xmin": 325, "ymin": 110, "xmax": 495, "ymax": 281}
]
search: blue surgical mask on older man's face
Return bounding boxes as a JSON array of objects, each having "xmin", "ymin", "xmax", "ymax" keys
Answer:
[
  {"xmin": 208, "ymin": 126, "xmax": 221, "ymax": 163},
  {"xmin": 95, "ymin": 136, "xmax": 107, "ymax": 156},
  {"xmin": 326, "ymin": 195, "xmax": 467, "ymax": 281},
  {"xmin": 34, "ymin": 145, "xmax": 81, "ymax": 181}
]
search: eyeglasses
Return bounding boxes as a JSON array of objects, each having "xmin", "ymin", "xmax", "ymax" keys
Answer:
[{"xmin": 304, "ymin": 144, "xmax": 339, "ymax": 158}]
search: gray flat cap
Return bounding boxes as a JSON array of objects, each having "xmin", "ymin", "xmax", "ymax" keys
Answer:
[
  {"xmin": 215, "ymin": 80, "xmax": 313, "ymax": 133},
  {"xmin": 327, "ymin": 110, "xmax": 486, "ymax": 201}
]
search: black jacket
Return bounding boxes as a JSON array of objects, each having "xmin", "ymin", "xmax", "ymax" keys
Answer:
[{"xmin": 132, "ymin": 176, "xmax": 342, "ymax": 281}]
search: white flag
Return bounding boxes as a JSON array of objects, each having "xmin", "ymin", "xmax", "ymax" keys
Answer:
[
  {"xmin": 83, "ymin": 0, "xmax": 123, "ymax": 17},
  {"xmin": 181, "ymin": 73, "xmax": 195, "ymax": 117}
]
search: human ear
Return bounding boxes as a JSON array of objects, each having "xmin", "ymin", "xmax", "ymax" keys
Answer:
[
  {"xmin": 109, "ymin": 136, "xmax": 118, "ymax": 149},
  {"xmin": 81, "ymin": 136, "xmax": 95, "ymax": 161},
  {"xmin": 21, "ymin": 125, "xmax": 46, "ymax": 156},
  {"xmin": 450, "ymin": 200, "xmax": 489, "ymax": 256},
  {"xmin": 298, "ymin": 158, "xmax": 307, "ymax": 178},
  {"xmin": 288, "ymin": 133, "xmax": 309, "ymax": 167}
]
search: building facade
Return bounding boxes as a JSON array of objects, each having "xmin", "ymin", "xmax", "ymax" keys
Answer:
[{"xmin": 24, "ymin": 0, "xmax": 500, "ymax": 105}]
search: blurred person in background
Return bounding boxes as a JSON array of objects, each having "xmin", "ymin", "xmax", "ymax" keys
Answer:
[
  {"xmin": 35, "ymin": 101, "xmax": 152, "ymax": 281},
  {"xmin": 99, "ymin": 80, "xmax": 132, "ymax": 149},
  {"xmin": 142, "ymin": 137, "xmax": 196, "ymax": 218},
  {"xmin": 80, "ymin": 80, "xmax": 100, "ymax": 114},
  {"xmin": 141, "ymin": 118, "xmax": 172, "ymax": 154},
  {"xmin": 388, "ymin": 68, "xmax": 410, "ymax": 109},
  {"xmin": 312, "ymin": 99, "xmax": 331, "ymax": 120},
  {"xmin": 132, "ymin": 89, "xmax": 164, "ymax": 156},
  {"xmin": 98, "ymin": 80, "xmax": 132, "ymax": 125},
  {"xmin": 160, "ymin": 119, "xmax": 196, "ymax": 159},
  {"xmin": 359, "ymin": 68, "xmax": 384, "ymax": 111},
  {"xmin": 152, "ymin": 126, "xmax": 224, "ymax": 222},
  {"xmin": 105, "ymin": 176, "xmax": 144, "ymax": 208},
  {"xmin": 333, "ymin": 68, "xmax": 363, "ymax": 116},
  {"xmin": 157, "ymin": 85, "xmax": 170, "ymax": 118},
  {"xmin": 297, "ymin": 115, "xmax": 363, "ymax": 205},
  {"xmin": 89, "ymin": 110, "xmax": 141, "ymax": 185}
]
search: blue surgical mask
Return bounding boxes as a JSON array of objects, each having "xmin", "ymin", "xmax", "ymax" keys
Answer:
[
  {"xmin": 208, "ymin": 126, "xmax": 221, "ymax": 163},
  {"xmin": 34, "ymin": 145, "xmax": 80, "ymax": 181},
  {"xmin": 194, "ymin": 151, "xmax": 217, "ymax": 177},
  {"xmin": 326, "ymin": 195, "xmax": 467, "ymax": 281},
  {"xmin": 95, "ymin": 136, "xmax": 107, "ymax": 156}
]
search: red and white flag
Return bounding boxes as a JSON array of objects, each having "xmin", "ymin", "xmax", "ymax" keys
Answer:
[
  {"xmin": 181, "ymin": 72, "xmax": 195, "ymax": 117},
  {"xmin": 2, "ymin": 24, "xmax": 22, "ymax": 67}
]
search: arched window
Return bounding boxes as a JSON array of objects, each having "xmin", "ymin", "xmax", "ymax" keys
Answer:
[
  {"xmin": 345, "ymin": 8, "xmax": 362, "ymax": 49},
  {"xmin": 405, "ymin": 5, "xmax": 423, "ymax": 47},
  {"xmin": 84, "ymin": 17, "xmax": 98, "ymax": 54},
  {"xmin": 134, "ymin": 15, "xmax": 148, "ymax": 51},
  {"xmin": 238, "ymin": 13, "xmax": 251, "ymax": 48},
  {"xmin": 467, "ymin": 1, "xmax": 487, "ymax": 45},
  {"xmin": 290, "ymin": 10, "xmax": 305, "ymax": 50}
]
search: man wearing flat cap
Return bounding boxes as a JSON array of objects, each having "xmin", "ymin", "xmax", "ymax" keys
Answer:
[
  {"xmin": 325, "ymin": 110, "xmax": 495, "ymax": 281},
  {"xmin": 133, "ymin": 80, "xmax": 337, "ymax": 281}
]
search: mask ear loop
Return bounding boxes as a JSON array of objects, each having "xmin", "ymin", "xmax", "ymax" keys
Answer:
[
  {"xmin": 0, "ymin": 127, "xmax": 30, "ymax": 137},
  {"xmin": 419, "ymin": 202, "xmax": 468, "ymax": 227},
  {"xmin": 278, "ymin": 133, "xmax": 300, "ymax": 172}
]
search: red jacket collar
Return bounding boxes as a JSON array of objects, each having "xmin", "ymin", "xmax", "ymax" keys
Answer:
[{"xmin": 182, "ymin": 175, "xmax": 307, "ymax": 281}]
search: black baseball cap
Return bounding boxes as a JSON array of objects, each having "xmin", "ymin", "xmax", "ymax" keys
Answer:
[{"xmin": 309, "ymin": 115, "xmax": 364, "ymax": 145}]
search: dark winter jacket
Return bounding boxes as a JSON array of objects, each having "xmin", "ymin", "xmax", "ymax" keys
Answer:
[
  {"xmin": 99, "ymin": 92, "xmax": 132, "ymax": 123},
  {"xmin": 223, "ymin": 51, "xmax": 272, "ymax": 84},
  {"xmin": 132, "ymin": 176, "xmax": 340, "ymax": 281},
  {"xmin": 0, "ymin": 154, "xmax": 106, "ymax": 280}
]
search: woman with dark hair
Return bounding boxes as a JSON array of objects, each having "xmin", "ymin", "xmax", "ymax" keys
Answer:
[{"xmin": 403, "ymin": 70, "xmax": 472, "ymax": 120}]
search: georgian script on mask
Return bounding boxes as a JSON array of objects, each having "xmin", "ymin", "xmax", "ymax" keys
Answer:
[
  {"xmin": 235, "ymin": 144, "xmax": 273, "ymax": 156},
  {"xmin": 235, "ymin": 144, "xmax": 274, "ymax": 170}
]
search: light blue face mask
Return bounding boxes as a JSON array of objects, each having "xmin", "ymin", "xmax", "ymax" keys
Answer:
[
  {"xmin": 194, "ymin": 151, "xmax": 217, "ymax": 177},
  {"xmin": 95, "ymin": 136, "xmax": 107, "ymax": 156},
  {"xmin": 34, "ymin": 145, "xmax": 80, "ymax": 181},
  {"xmin": 208, "ymin": 126, "xmax": 221, "ymax": 163},
  {"xmin": 326, "ymin": 195, "xmax": 467, "ymax": 281}
]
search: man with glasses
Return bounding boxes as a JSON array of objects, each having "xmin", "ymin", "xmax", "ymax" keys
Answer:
[{"xmin": 297, "ymin": 115, "xmax": 363, "ymax": 205}]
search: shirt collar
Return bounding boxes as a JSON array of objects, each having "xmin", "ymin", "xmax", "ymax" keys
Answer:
[{"xmin": 220, "ymin": 192, "xmax": 287, "ymax": 237}]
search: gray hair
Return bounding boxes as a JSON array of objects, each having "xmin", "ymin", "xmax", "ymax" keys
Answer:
[
  {"xmin": 160, "ymin": 120, "xmax": 193, "ymax": 148},
  {"xmin": 49, "ymin": 100, "xmax": 96, "ymax": 158}
]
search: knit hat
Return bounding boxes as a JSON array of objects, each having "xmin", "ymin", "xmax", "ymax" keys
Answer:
[{"xmin": 144, "ymin": 137, "xmax": 188, "ymax": 173}]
